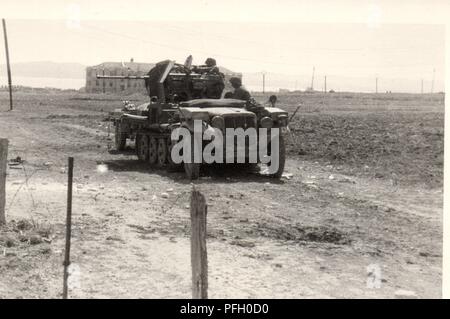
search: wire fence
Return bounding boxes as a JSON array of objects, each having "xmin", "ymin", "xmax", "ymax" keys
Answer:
[{"xmin": 6, "ymin": 161, "xmax": 42, "ymax": 215}]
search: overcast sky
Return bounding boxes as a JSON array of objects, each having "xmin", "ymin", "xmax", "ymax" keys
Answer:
[{"xmin": 0, "ymin": 0, "xmax": 447, "ymax": 92}]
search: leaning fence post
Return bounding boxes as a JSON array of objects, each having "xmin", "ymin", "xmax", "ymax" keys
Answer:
[
  {"xmin": 0, "ymin": 138, "xmax": 8, "ymax": 225},
  {"xmin": 190, "ymin": 187, "xmax": 208, "ymax": 299},
  {"xmin": 63, "ymin": 157, "xmax": 74, "ymax": 299}
]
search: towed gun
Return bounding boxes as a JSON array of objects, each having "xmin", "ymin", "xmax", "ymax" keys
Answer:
[
  {"xmin": 97, "ymin": 59, "xmax": 224, "ymax": 103},
  {"xmin": 97, "ymin": 60, "xmax": 175, "ymax": 103}
]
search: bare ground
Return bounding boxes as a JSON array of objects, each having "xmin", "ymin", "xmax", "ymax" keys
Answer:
[{"xmin": 0, "ymin": 91, "xmax": 443, "ymax": 298}]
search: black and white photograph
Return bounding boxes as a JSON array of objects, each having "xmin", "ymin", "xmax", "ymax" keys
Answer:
[{"xmin": 0, "ymin": 0, "xmax": 447, "ymax": 301}]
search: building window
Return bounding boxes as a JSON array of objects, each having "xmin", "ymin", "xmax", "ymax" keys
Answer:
[
  {"xmin": 110, "ymin": 82, "xmax": 113, "ymax": 87},
  {"xmin": 96, "ymin": 80, "xmax": 99, "ymax": 86}
]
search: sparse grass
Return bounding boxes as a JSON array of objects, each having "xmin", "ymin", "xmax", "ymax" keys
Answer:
[
  {"xmin": 30, "ymin": 219, "xmax": 53, "ymax": 239},
  {"xmin": 0, "ymin": 218, "xmax": 53, "ymax": 248},
  {"xmin": 1, "ymin": 91, "xmax": 444, "ymax": 188},
  {"xmin": 254, "ymin": 92, "xmax": 444, "ymax": 188}
]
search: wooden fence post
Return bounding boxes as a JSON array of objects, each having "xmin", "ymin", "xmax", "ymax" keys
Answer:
[
  {"xmin": 2, "ymin": 19, "xmax": 13, "ymax": 111},
  {"xmin": 63, "ymin": 157, "xmax": 74, "ymax": 299},
  {"xmin": 190, "ymin": 188, "xmax": 208, "ymax": 299},
  {"xmin": 0, "ymin": 138, "xmax": 8, "ymax": 225}
]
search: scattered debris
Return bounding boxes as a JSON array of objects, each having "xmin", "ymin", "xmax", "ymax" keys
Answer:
[
  {"xmin": 256, "ymin": 223, "xmax": 351, "ymax": 245},
  {"xmin": 282, "ymin": 172, "xmax": 293, "ymax": 180},
  {"xmin": 39, "ymin": 247, "xmax": 52, "ymax": 254},
  {"xmin": 2, "ymin": 237, "xmax": 16, "ymax": 248},
  {"xmin": 419, "ymin": 251, "xmax": 441, "ymax": 258},
  {"xmin": 338, "ymin": 177, "xmax": 355, "ymax": 184},
  {"xmin": 230, "ymin": 240, "xmax": 256, "ymax": 248},
  {"xmin": 9, "ymin": 156, "xmax": 24, "ymax": 166},
  {"xmin": 29, "ymin": 235, "xmax": 43, "ymax": 245},
  {"xmin": 106, "ymin": 236, "xmax": 123, "ymax": 242},
  {"xmin": 16, "ymin": 219, "xmax": 33, "ymax": 231}
]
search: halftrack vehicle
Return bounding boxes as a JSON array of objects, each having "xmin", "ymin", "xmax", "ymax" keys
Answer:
[{"xmin": 100, "ymin": 58, "xmax": 289, "ymax": 179}]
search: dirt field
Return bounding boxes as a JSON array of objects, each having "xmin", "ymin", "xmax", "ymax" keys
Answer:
[{"xmin": 0, "ymin": 91, "xmax": 443, "ymax": 298}]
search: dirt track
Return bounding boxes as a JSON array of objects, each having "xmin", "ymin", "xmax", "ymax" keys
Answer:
[{"xmin": 0, "ymin": 92, "xmax": 442, "ymax": 298}]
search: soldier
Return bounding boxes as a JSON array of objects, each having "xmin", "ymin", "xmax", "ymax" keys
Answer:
[
  {"xmin": 205, "ymin": 57, "xmax": 217, "ymax": 68},
  {"xmin": 269, "ymin": 95, "xmax": 277, "ymax": 107},
  {"xmin": 229, "ymin": 77, "xmax": 251, "ymax": 101},
  {"xmin": 193, "ymin": 57, "xmax": 220, "ymax": 74}
]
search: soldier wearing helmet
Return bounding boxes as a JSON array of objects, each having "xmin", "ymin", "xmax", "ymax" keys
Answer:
[
  {"xmin": 193, "ymin": 57, "xmax": 220, "ymax": 74},
  {"xmin": 204, "ymin": 58, "xmax": 216, "ymax": 67},
  {"xmin": 229, "ymin": 77, "xmax": 251, "ymax": 101}
]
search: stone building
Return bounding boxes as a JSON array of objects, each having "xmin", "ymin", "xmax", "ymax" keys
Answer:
[
  {"xmin": 85, "ymin": 59, "xmax": 153, "ymax": 94},
  {"xmin": 85, "ymin": 58, "xmax": 241, "ymax": 94}
]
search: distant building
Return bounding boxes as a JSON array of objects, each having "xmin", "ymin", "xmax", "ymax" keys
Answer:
[
  {"xmin": 85, "ymin": 58, "xmax": 153, "ymax": 94},
  {"xmin": 85, "ymin": 58, "xmax": 241, "ymax": 94}
]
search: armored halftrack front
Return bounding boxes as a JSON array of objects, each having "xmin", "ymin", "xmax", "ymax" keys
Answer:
[{"xmin": 99, "ymin": 57, "xmax": 289, "ymax": 180}]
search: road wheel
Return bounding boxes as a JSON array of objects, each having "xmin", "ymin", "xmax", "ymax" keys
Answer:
[
  {"xmin": 148, "ymin": 137, "xmax": 158, "ymax": 165},
  {"xmin": 136, "ymin": 134, "xmax": 149, "ymax": 161},
  {"xmin": 166, "ymin": 138, "xmax": 181, "ymax": 172},
  {"xmin": 267, "ymin": 132, "xmax": 286, "ymax": 178},
  {"xmin": 115, "ymin": 123, "xmax": 127, "ymax": 151},
  {"xmin": 157, "ymin": 138, "xmax": 167, "ymax": 167}
]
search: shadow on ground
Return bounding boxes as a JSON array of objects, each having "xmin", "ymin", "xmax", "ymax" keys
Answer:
[{"xmin": 101, "ymin": 158, "xmax": 285, "ymax": 185}]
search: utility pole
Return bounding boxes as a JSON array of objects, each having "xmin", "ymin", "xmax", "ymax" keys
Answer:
[
  {"xmin": 324, "ymin": 76, "xmax": 327, "ymax": 93},
  {"xmin": 421, "ymin": 79, "xmax": 424, "ymax": 94},
  {"xmin": 0, "ymin": 139, "xmax": 7, "ymax": 225},
  {"xmin": 431, "ymin": 68, "xmax": 435, "ymax": 93},
  {"xmin": 2, "ymin": 19, "xmax": 13, "ymax": 111},
  {"xmin": 375, "ymin": 76, "xmax": 378, "ymax": 93},
  {"xmin": 311, "ymin": 66, "xmax": 315, "ymax": 91},
  {"xmin": 262, "ymin": 71, "xmax": 266, "ymax": 94}
]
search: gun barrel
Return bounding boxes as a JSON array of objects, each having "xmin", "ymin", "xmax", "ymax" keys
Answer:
[{"xmin": 96, "ymin": 75, "xmax": 149, "ymax": 79}]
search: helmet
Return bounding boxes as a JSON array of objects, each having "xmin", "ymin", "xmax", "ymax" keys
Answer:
[{"xmin": 205, "ymin": 58, "xmax": 216, "ymax": 67}]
